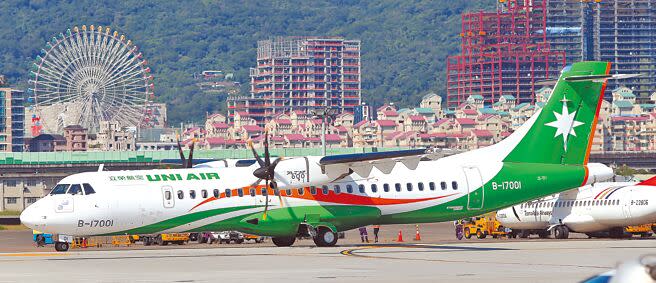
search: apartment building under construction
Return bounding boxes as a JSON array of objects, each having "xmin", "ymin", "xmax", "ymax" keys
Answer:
[
  {"xmin": 446, "ymin": 0, "xmax": 566, "ymax": 108},
  {"xmin": 228, "ymin": 37, "xmax": 361, "ymax": 125},
  {"xmin": 546, "ymin": 0, "xmax": 656, "ymax": 100}
]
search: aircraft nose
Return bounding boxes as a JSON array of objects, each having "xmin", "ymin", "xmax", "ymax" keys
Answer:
[{"xmin": 20, "ymin": 202, "xmax": 45, "ymax": 230}]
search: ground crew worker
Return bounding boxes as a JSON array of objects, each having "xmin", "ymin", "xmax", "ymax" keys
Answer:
[
  {"xmin": 358, "ymin": 226, "xmax": 369, "ymax": 243},
  {"xmin": 372, "ymin": 224, "xmax": 381, "ymax": 243}
]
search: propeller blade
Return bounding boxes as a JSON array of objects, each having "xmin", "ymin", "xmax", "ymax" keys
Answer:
[
  {"xmin": 264, "ymin": 131, "xmax": 271, "ymax": 167},
  {"xmin": 187, "ymin": 141, "xmax": 195, "ymax": 168},
  {"xmin": 247, "ymin": 140, "xmax": 265, "ymax": 167},
  {"xmin": 176, "ymin": 139, "xmax": 186, "ymax": 167},
  {"xmin": 250, "ymin": 178, "xmax": 263, "ymax": 188},
  {"xmin": 263, "ymin": 179, "xmax": 270, "ymax": 220},
  {"xmin": 271, "ymin": 181, "xmax": 283, "ymax": 208}
]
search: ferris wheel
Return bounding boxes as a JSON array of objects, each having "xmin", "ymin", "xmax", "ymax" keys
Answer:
[{"xmin": 28, "ymin": 25, "xmax": 154, "ymax": 134}]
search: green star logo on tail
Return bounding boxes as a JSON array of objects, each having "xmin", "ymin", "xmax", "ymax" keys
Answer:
[{"xmin": 545, "ymin": 95, "xmax": 584, "ymax": 151}]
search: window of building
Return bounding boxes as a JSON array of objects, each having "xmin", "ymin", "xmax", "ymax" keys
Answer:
[
  {"xmin": 334, "ymin": 185, "xmax": 341, "ymax": 194},
  {"xmin": 383, "ymin": 184, "xmax": 390, "ymax": 192},
  {"xmin": 322, "ymin": 185, "xmax": 329, "ymax": 195},
  {"xmin": 26, "ymin": 180, "xmax": 38, "ymax": 187},
  {"xmin": 395, "ymin": 183, "xmax": 401, "ymax": 192},
  {"xmin": 213, "ymin": 189, "xmax": 220, "ymax": 198},
  {"xmin": 371, "ymin": 184, "xmax": 378, "ymax": 193},
  {"xmin": 26, "ymin": 197, "xmax": 38, "ymax": 204},
  {"xmin": 346, "ymin": 185, "xmax": 353, "ymax": 194},
  {"xmin": 418, "ymin": 183, "xmax": 424, "ymax": 191},
  {"xmin": 6, "ymin": 197, "xmax": 17, "ymax": 204},
  {"xmin": 358, "ymin": 184, "xmax": 365, "ymax": 194},
  {"xmin": 406, "ymin": 183, "xmax": 413, "ymax": 192},
  {"xmin": 50, "ymin": 184, "xmax": 70, "ymax": 195},
  {"xmin": 429, "ymin": 182, "xmax": 436, "ymax": 191},
  {"xmin": 177, "ymin": 190, "xmax": 184, "ymax": 199},
  {"xmin": 452, "ymin": 181, "xmax": 458, "ymax": 190},
  {"xmin": 82, "ymin": 183, "xmax": 96, "ymax": 195},
  {"xmin": 190, "ymin": 190, "xmax": 197, "ymax": 199},
  {"xmin": 202, "ymin": 190, "xmax": 208, "ymax": 198},
  {"xmin": 441, "ymin": 182, "xmax": 447, "ymax": 190},
  {"xmin": 4, "ymin": 180, "xmax": 16, "ymax": 187}
]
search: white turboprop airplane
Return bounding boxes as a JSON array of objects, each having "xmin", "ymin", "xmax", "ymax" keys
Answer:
[
  {"xmin": 21, "ymin": 62, "xmax": 618, "ymax": 251},
  {"xmin": 496, "ymin": 178, "xmax": 656, "ymax": 239}
]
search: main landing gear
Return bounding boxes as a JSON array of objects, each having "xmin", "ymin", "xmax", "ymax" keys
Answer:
[
  {"xmin": 313, "ymin": 227, "xmax": 338, "ymax": 247},
  {"xmin": 54, "ymin": 241, "xmax": 70, "ymax": 252},
  {"xmin": 271, "ymin": 225, "xmax": 339, "ymax": 247},
  {"xmin": 553, "ymin": 225, "xmax": 570, "ymax": 239}
]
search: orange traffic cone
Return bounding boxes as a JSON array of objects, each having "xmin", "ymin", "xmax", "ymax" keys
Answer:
[
  {"xmin": 414, "ymin": 224, "xmax": 421, "ymax": 241},
  {"xmin": 396, "ymin": 230, "xmax": 404, "ymax": 242}
]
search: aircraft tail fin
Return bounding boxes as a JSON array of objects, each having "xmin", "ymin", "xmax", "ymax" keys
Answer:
[{"xmin": 500, "ymin": 61, "xmax": 611, "ymax": 165}]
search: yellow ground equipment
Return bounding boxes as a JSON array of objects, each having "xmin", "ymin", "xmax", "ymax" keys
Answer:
[
  {"xmin": 111, "ymin": 235, "xmax": 133, "ymax": 247},
  {"xmin": 625, "ymin": 223, "xmax": 655, "ymax": 237},
  {"xmin": 155, "ymin": 233, "xmax": 189, "ymax": 245},
  {"xmin": 462, "ymin": 214, "xmax": 509, "ymax": 239}
]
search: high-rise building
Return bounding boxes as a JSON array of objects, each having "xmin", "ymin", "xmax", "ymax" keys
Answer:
[
  {"xmin": 446, "ymin": 0, "xmax": 566, "ymax": 108},
  {"xmin": 228, "ymin": 37, "xmax": 361, "ymax": 125},
  {"xmin": 546, "ymin": 0, "xmax": 656, "ymax": 100},
  {"xmin": 0, "ymin": 88, "xmax": 25, "ymax": 152}
]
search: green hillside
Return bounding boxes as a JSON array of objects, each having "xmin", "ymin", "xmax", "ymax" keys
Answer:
[{"xmin": 0, "ymin": 0, "xmax": 493, "ymax": 124}]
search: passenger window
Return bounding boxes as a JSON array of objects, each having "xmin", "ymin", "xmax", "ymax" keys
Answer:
[
  {"xmin": 165, "ymin": 191, "xmax": 171, "ymax": 200},
  {"xmin": 310, "ymin": 186, "xmax": 317, "ymax": 195},
  {"xmin": 286, "ymin": 189, "xmax": 292, "ymax": 196},
  {"xmin": 68, "ymin": 184, "xmax": 83, "ymax": 195},
  {"xmin": 262, "ymin": 188, "xmax": 269, "ymax": 196},
  {"xmin": 50, "ymin": 184, "xmax": 70, "ymax": 195},
  {"xmin": 237, "ymin": 189, "xmax": 244, "ymax": 197},
  {"xmin": 250, "ymin": 188, "xmax": 256, "ymax": 197},
  {"xmin": 383, "ymin": 184, "xmax": 390, "ymax": 192},
  {"xmin": 346, "ymin": 185, "xmax": 353, "ymax": 194},
  {"xmin": 441, "ymin": 182, "xmax": 447, "ymax": 190},
  {"xmin": 82, "ymin": 183, "xmax": 96, "ymax": 195},
  {"xmin": 429, "ymin": 182, "xmax": 435, "ymax": 191},
  {"xmin": 452, "ymin": 181, "xmax": 458, "ymax": 190},
  {"xmin": 371, "ymin": 184, "xmax": 378, "ymax": 193},
  {"xmin": 418, "ymin": 183, "xmax": 424, "ymax": 191},
  {"xmin": 322, "ymin": 185, "xmax": 329, "ymax": 195},
  {"xmin": 358, "ymin": 184, "xmax": 365, "ymax": 193},
  {"xmin": 297, "ymin": 188, "xmax": 304, "ymax": 195},
  {"xmin": 202, "ymin": 190, "xmax": 208, "ymax": 198},
  {"xmin": 406, "ymin": 183, "xmax": 413, "ymax": 191},
  {"xmin": 274, "ymin": 188, "xmax": 280, "ymax": 196},
  {"xmin": 395, "ymin": 183, "xmax": 401, "ymax": 192},
  {"xmin": 190, "ymin": 190, "xmax": 196, "ymax": 199},
  {"xmin": 334, "ymin": 185, "xmax": 341, "ymax": 194},
  {"xmin": 225, "ymin": 189, "xmax": 232, "ymax": 197},
  {"xmin": 177, "ymin": 190, "xmax": 184, "ymax": 199}
]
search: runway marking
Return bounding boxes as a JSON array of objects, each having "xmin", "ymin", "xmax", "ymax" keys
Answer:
[
  {"xmin": 0, "ymin": 253, "xmax": 69, "ymax": 257},
  {"xmin": 340, "ymin": 244, "xmax": 612, "ymax": 269}
]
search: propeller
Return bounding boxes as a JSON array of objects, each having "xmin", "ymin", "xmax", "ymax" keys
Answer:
[
  {"xmin": 176, "ymin": 136, "xmax": 195, "ymax": 168},
  {"xmin": 248, "ymin": 132, "xmax": 283, "ymax": 220}
]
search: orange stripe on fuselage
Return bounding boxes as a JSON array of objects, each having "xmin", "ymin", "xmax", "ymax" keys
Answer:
[{"xmin": 188, "ymin": 186, "xmax": 459, "ymax": 212}]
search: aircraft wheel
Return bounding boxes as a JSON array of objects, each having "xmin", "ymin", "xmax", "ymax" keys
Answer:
[
  {"xmin": 519, "ymin": 230, "xmax": 530, "ymax": 238},
  {"xmin": 609, "ymin": 227, "xmax": 624, "ymax": 239},
  {"xmin": 464, "ymin": 229, "xmax": 472, "ymax": 239},
  {"xmin": 54, "ymin": 242, "xmax": 69, "ymax": 252},
  {"xmin": 538, "ymin": 230, "xmax": 550, "ymax": 239},
  {"xmin": 272, "ymin": 236, "xmax": 296, "ymax": 247},
  {"xmin": 554, "ymin": 226, "xmax": 569, "ymax": 239},
  {"xmin": 313, "ymin": 227, "xmax": 338, "ymax": 247}
]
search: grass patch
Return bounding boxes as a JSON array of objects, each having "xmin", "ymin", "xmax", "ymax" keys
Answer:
[
  {"xmin": 0, "ymin": 224, "xmax": 28, "ymax": 231},
  {"xmin": 0, "ymin": 210, "xmax": 21, "ymax": 216}
]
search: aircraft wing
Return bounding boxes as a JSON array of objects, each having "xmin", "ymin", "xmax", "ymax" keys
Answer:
[{"xmin": 318, "ymin": 148, "xmax": 435, "ymax": 179}]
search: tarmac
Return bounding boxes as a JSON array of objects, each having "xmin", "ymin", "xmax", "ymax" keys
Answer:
[{"xmin": 0, "ymin": 223, "xmax": 653, "ymax": 282}]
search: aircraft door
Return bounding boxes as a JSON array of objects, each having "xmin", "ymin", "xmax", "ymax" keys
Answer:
[
  {"xmin": 161, "ymin": 186, "xmax": 175, "ymax": 208},
  {"xmin": 622, "ymin": 190, "xmax": 632, "ymax": 219},
  {"xmin": 462, "ymin": 166, "xmax": 484, "ymax": 210}
]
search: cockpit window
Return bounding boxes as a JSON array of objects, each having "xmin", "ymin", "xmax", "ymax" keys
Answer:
[
  {"xmin": 50, "ymin": 184, "xmax": 70, "ymax": 195},
  {"xmin": 83, "ymin": 183, "xmax": 96, "ymax": 195},
  {"xmin": 67, "ymin": 184, "xmax": 83, "ymax": 195}
]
